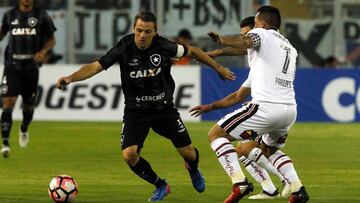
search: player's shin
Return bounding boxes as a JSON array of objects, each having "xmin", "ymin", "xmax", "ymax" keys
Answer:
[
  {"xmin": 129, "ymin": 156, "xmax": 166, "ymax": 188},
  {"xmin": 184, "ymin": 147, "xmax": 199, "ymax": 171},
  {"xmin": 211, "ymin": 137, "xmax": 246, "ymax": 184},
  {"xmin": 239, "ymin": 156, "xmax": 277, "ymax": 194},
  {"xmin": 1, "ymin": 108, "xmax": 13, "ymax": 146},
  {"xmin": 269, "ymin": 150, "xmax": 302, "ymax": 192},
  {"xmin": 21, "ymin": 108, "xmax": 34, "ymax": 133},
  {"xmin": 248, "ymin": 148, "xmax": 283, "ymax": 181}
]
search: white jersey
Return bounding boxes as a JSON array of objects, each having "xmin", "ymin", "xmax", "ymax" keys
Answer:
[{"xmin": 243, "ymin": 28, "xmax": 297, "ymax": 105}]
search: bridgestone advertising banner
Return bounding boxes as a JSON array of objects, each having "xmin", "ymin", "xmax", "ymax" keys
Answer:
[{"xmin": 1, "ymin": 65, "xmax": 201, "ymax": 122}]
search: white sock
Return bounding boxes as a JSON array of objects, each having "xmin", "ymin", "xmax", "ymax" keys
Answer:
[
  {"xmin": 211, "ymin": 137, "xmax": 246, "ymax": 184},
  {"xmin": 248, "ymin": 148, "xmax": 283, "ymax": 181},
  {"xmin": 269, "ymin": 150, "xmax": 302, "ymax": 192},
  {"xmin": 239, "ymin": 156, "xmax": 277, "ymax": 194}
]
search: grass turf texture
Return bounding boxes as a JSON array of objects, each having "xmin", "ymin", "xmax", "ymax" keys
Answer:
[{"xmin": 1, "ymin": 121, "xmax": 360, "ymax": 203}]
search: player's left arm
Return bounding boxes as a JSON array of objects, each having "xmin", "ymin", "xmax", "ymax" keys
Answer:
[
  {"xmin": 207, "ymin": 47, "xmax": 247, "ymax": 58},
  {"xmin": 208, "ymin": 31, "xmax": 255, "ymax": 50},
  {"xmin": 186, "ymin": 45, "xmax": 236, "ymax": 81},
  {"xmin": 34, "ymin": 35, "xmax": 56, "ymax": 63},
  {"xmin": 34, "ymin": 10, "xmax": 57, "ymax": 63}
]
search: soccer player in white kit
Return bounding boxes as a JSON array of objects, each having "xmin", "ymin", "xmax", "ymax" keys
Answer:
[
  {"xmin": 190, "ymin": 6, "xmax": 309, "ymax": 203},
  {"xmin": 207, "ymin": 16, "xmax": 285, "ymax": 200}
]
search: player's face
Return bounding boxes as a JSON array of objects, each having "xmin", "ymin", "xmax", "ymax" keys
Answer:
[
  {"xmin": 20, "ymin": 0, "xmax": 34, "ymax": 7},
  {"xmin": 133, "ymin": 19, "xmax": 157, "ymax": 50},
  {"xmin": 240, "ymin": 26, "xmax": 252, "ymax": 35}
]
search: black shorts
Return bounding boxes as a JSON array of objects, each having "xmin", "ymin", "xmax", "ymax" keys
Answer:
[
  {"xmin": 1, "ymin": 67, "xmax": 39, "ymax": 105},
  {"xmin": 121, "ymin": 109, "xmax": 192, "ymax": 150}
]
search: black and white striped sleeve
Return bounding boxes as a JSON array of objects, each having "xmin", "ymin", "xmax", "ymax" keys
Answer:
[{"xmin": 246, "ymin": 33, "xmax": 261, "ymax": 48}]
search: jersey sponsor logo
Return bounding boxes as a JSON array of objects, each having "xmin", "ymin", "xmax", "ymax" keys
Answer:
[
  {"xmin": 12, "ymin": 28, "xmax": 37, "ymax": 35},
  {"xmin": 150, "ymin": 54, "xmax": 161, "ymax": 66},
  {"xmin": 11, "ymin": 19, "xmax": 19, "ymax": 25},
  {"xmin": 129, "ymin": 67, "xmax": 161, "ymax": 78},
  {"xmin": 28, "ymin": 17, "xmax": 38, "ymax": 27},
  {"xmin": 12, "ymin": 54, "xmax": 34, "ymax": 60},
  {"xmin": 135, "ymin": 92, "xmax": 165, "ymax": 102},
  {"xmin": 275, "ymin": 77, "xmax": 293, "ymax": 88},
  {"xmin": 128, "ymin": 58, "xmax": 140, "ymax": 66}
]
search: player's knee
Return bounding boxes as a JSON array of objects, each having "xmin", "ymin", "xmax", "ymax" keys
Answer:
[
  {"xmin": 235, "ymin": 142, "xmax": 245, "ymax": 156},
  {"xmin": 122, "ymin": 149, "xmax": 139, "ymax": 165},
  {"xmin": 22, "ymin": 103, "xmax": 35, "ymax": 112},
  {"xmin": 258, "ymin": 143, "xmax": 275, "ymax": 158},
  {"xmin": 1, "ymin": 98, "xmax": 16, "ymax": 109},
  {"xmin": 207, "ymin": 124, "xmax": 226, "ymax": 143}
]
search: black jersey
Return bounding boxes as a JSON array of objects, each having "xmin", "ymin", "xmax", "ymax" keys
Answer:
[
  {"xmin": 98, "ymin": 34, "xmax": 188, "ymax": 112},
  {"xmin": 1, "ymin": 7, "xmax": 56, "ymax": 69}
]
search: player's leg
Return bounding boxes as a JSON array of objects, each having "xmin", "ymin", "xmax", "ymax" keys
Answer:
[
  {"xmin": 1, "ymin": 71, "xmax": 20, "ymax": 158},
  {"xmin": 152, "ymin": 110, "xmax": 205, "ymax": 193},
  {"xmin": 238, "ymin": 139, "xmax": 284, "ymax": 183},
  {"xmin": 209, "ymin": 124, "xmax": 253, "ymax": 203},
  {"xmin": 260, "ymin": 104, "xmax": 309, "ymax": 202},
  {"xmin": 121, "ymin": 115, "xmax": 169, "ymax": 201},
  {"xmin": 237, "ymin": 141, "xmax": 279, "ymax": 199},
  {"xmin": 18, "ymin": 68, "xmax": 39, "ymax": 147},
  {"xmin": 176, "ymin": 145, "xmax": 205, "ymax": 193},
  {"xmin": 0, "ymin": 96, "xmax": 17, "ymax": 158}
]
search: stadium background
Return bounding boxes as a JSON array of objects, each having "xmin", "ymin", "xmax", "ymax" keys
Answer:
[
  {"xmin": 1, "ymin": 0, "xmax": 360, "ymax": 123},
  {"xmin": 1, "ymin": 1, "xmax": 360, "ymax": 203}
]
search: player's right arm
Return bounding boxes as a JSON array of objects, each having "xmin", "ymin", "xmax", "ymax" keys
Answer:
[
  {"xmin": 0, "ymin": 29, "xmax": 7, "ymax": 41},
  {"xmin": 56, "ymin": 61, "xmax": 103, "ymax": 90},
  {"xmin": 0, "ymin": 12, "xmax": 9, "ymax": 42},
  {"xmin": 189, "ymin": 86, "xmax": 251, "ymax": 117}
]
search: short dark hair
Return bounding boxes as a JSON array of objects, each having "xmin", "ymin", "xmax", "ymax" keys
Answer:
[
  {"xmin": 240, "ymin": 16, "xmax": 255, "ymax": 29},
  {"xmin": 177, "ymin": 29, "xmax": 192, "ymax": 40},
  {"xmin": 257, "ymin": 6, "xmax": 281, "ymax": 29},
  {"xmin": 133, "ymin": 11, "xmax": 158, "ymax": 31}
]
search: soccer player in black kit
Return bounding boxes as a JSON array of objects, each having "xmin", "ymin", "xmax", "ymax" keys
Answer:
[
  {"xmin": 0, "ymin": 0, "xmax": 56, "ymax": 158},
  {"xmin": 57, "ymin": 11, "xmax": 235, "ymax": 202}
]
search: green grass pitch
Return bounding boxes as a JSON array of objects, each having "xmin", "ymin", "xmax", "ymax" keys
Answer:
[{"xmin": 1, "ymin": 121, "xmax": 360, "ymax": 203}]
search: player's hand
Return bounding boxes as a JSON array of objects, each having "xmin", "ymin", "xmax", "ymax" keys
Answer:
[
  {"xmin": 56, "ymin": 76, "xmax": 71, "ymax": 90},
  {"xmin": 34, "ymin": 51, "xmax": 46, "ymax": 63},
  {"xmin": 189, "ymin": 104, "xmax": 213, "ymax": 117},
  {"xmin": 206, "ymin": 50, "xmax": 218, "ymax": 58},
  {"xmin": 218, "ymin": 67, "xmax": 236, "ymax": 81},
  {"xmin": 208, "ymin": 31, "xmax": 223, "ymax": 45}
]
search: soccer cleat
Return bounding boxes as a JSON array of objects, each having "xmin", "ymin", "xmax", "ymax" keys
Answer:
[
  {"xmin": 224, "ymin": 179, "xmax": 254, "ymax": 203},
  {"xmin": 148, "ymin": 180, "xmax": 170, "ymax": 202},
  {"xmin": 248, "ymin": 189, "xmax": 280, "ymax": 199},
  {"xmin": 185, "ymin": 163, "xmax": 206, "ymax": 193},
  {"xmin": 1, "ymin": 144, "xmax": 10, "ymax": 158},
  {"xmin": 282, "ymin": 182, "xmax": 292, "ymax": 198},
  {"xmin": 288, "ymin": 186, "xmax": 309, "ymax": 203},
  {"xmin": 19, "ymin": 130, "xmax": 29, "ymax": 148}
]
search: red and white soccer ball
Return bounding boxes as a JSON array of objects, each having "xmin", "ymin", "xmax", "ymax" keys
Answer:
[{"xmin": 48, "ymin": 175, "xmax": 78, "ymax": 203}]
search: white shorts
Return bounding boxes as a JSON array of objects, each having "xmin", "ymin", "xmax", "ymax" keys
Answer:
[{"xmin": 217, "ymin": 102, "xmax": 297, "ymax": 148}]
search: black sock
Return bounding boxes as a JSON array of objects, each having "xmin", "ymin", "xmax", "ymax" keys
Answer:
[
  {"xmin": 21, "ymin": 109, "xmax": 34, "ymax": 132},
  {"xmin": 185, "ymin": 148, "xmax": 200, "ymax": 172},
  {"xmin": 129, "ymin": 157, "xmax": 166, "ymax": 188},
  {"xmin": 1, "ymin": 109, "xmax": 13, "ymax": 146}
]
